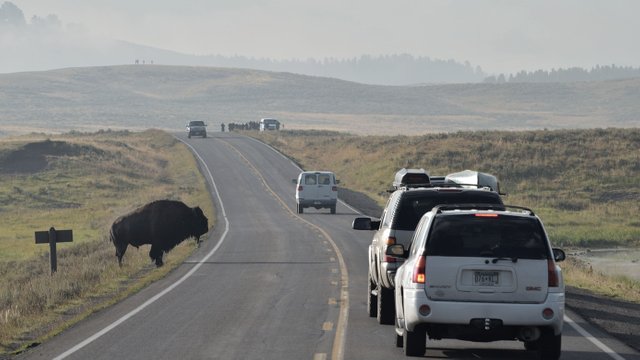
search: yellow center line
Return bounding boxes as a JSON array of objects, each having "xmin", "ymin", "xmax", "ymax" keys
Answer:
[{"xmin": 219, "ymin": 138, "xmax": 349, "ymax": 360}]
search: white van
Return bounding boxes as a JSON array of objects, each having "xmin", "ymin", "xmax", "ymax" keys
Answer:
[{"xmin": 293, "ymin": 171, "xmax": 339, "ymax": 214}]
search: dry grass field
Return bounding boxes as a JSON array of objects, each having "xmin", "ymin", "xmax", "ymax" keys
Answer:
[{"xmin": 0, "ymin": 130, "xmax": 214, "ymax": 355}]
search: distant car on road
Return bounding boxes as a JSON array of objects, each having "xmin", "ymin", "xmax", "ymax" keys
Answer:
[
  {"xmin": 186, "ymin": 120, "xmax": 207, "ymax": 138},
  {"xmin": 260, "ymin": 118, "xmax": 280, "ymax": 131},
  {"xmin": 388, "ymin": 204, "xmax": 566, "ymax": 358},
  {"xmin": 293, "ymin": 171, "xmax": 339, "ymax": 214}
]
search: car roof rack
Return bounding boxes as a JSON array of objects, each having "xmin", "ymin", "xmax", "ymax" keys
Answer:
[
  {"xmin": 392, "ymin": 168, "xmax": 431, "ymax": 189},
  {"xmin": 433, "ymin": 203, "xmax": 535, "ymax": 216}
]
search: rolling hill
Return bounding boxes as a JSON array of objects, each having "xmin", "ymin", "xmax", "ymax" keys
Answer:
[{"xmin": 0, "ymin": 65, "xmax": 639, "ymax": 136}]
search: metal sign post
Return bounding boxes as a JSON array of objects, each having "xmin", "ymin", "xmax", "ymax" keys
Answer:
[{"xmin": 35, "ymin": 227, "xmax": 73, "ymax": 274}]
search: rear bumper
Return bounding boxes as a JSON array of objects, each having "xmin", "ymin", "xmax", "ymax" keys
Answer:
[
  {"xmin": 402, "ymin": 289, "xmax": 564, "ymax": 335},
  {"xmin": 297, "ymin": 199, "xmax": 337, "ymax": 208}
]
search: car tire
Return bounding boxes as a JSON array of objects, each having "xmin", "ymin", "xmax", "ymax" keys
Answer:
[
  {"xmin": 524, "ymin": 340, "xmax": 539, "ymax": 351},
  {"xmin": 297, "ymin": 204, "xmax": 303, "ymax": 214},
  {"xmin": 203, "ymin": 133, "xmax": 207, "ymax": 138},
  {"xmin": 367, "ymin": 272, "xmax": 377, "ymax": 318},
  {"xmin": 537, "ymin": 329, "xmax": 561, "ymax": 360},
  {"xmin": 395, "ymin": 328, "xmax": 403, "ymax": 348},
  {"xmin": 188, "ymin": 134, "xmax": 191, "ymax": 138},
  {"xmin": 330, "ymin": 205, "xmax": 336, "ymax": 214},
  {"xmin": 377, "ymin": 286, "xmax": 395, "ymax": 325},
  {"xmin": 403, "ymin": 328, "xmax": 426, "ymax": 357}
]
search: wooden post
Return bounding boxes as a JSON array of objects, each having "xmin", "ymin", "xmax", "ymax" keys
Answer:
[
  {"xmin": 35, "ymin": 227, "xmax": 73, "ymax": 275},
  {"xmin": 49, "ymin": 227, "xmax": 57, "ymax": 273}
]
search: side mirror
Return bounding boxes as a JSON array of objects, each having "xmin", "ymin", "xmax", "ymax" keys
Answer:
[
  {"xmin": 370, "ymin": 220, "xmax": 381, "ymax": 230},
  {"xmin": 386, "ymin": 244, "xmax": 408, "ymax": 259},
  {"xmin": 352, "ymin": 217, "xmax": 373, "ymax": 230},
  {"xmin": 335, "ymin": 179, "xmax": 340, "ymax": 184},
  {"xmin": 552, "ymin": 248, "xmax": 566, "ymax": 262},
  {"xmin": 292, "ymin": 179, "xmax": 298, "ymax": 184}
]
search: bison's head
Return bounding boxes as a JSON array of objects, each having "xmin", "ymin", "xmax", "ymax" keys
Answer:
[{"xmin": 192, "ymin": 206, "xmax": 209, "ymax": 237}]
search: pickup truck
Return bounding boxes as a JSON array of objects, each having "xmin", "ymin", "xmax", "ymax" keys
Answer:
[{"xmin": 186, "ymin": 121, "xmax": 207, "ymax": 138}]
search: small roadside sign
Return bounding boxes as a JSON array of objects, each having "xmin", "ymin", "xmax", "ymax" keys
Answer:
[{"xmin": 34, "ymin": 227, "xmax": 73, "ymax": 274}]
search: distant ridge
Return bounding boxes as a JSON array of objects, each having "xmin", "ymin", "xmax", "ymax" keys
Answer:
[{"xmin": 0, "ymin": 65, "xmax": 638, "ymax": 136}]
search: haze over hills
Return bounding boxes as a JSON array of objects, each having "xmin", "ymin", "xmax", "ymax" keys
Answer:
[
  {"xmin": 0, "ymin": 65, "xmax": 638, "ymax": 137},
  {"xmin": 4, "ymin": 2, "xmax": 640, "ymax": 86}
]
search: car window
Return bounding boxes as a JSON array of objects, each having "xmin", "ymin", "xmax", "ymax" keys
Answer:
[
  {"xmin": 318, "ymin": 174, "xmax": 331, "ymax": 185},
  {"xmin": 410, "ymin": 213, "xmax": 431, "ymax": 256},
  {"xmin": 392, "ymin": 191, "xmax": 502, "ymax": 231},
  {"xmin": 425, "ymin": 214, "xmax": 549, "ymax": 259},
  {"xmin": 382, "ymin": 193, "xmax": 400, "ymax": 228},
  {"xmin": 189, "ymin": 121, "xmax": 204, "ymax": 126},
  {"xmin": 304, "ymin": 174, "xmax": 317, "ymax": 185}
]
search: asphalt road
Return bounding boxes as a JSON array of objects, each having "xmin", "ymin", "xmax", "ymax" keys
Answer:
[{"xmin": 17, "ymin": 132, "xmax": 640, "ymax": 360}]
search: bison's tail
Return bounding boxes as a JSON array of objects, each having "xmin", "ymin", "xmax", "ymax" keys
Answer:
[{"xmin": 109, "ymin": 226, "xmax": 115, "ymax": 244}]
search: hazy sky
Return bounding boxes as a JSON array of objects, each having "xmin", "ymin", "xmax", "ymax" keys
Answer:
[{"xmin": 10, "ymin": 0, "xmax": 640, "ymax": 74}]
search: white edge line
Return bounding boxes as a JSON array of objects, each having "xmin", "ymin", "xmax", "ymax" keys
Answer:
[
  {"xmin": 243, "ymin": 135, "xmax": 363, "ymax": 215},
  {"xmin": 565, "ymin": 314, "xmax": 627, "ymax": 360},
  {"xmin": 53, "ymin": 138, "xmax": 229, "ymax": 360}
]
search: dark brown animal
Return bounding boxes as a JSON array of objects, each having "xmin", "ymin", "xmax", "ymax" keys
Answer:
[{"xmin": 110, "ymin": 200, "xmax": 209, "ymax": 267}]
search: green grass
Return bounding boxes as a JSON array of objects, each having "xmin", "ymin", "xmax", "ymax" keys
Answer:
[{"xmin": 0, "ymin": 130, "xmax": 214, "ymax": 354}]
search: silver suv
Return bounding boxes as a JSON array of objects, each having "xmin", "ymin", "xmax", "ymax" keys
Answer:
[
  {"xmin": 352, "ymin": 170, "xmax": 503, "ymax": 325},
  {"xmin": 388, "ymin": 204, "xmax": 566, "ymax": 358}
]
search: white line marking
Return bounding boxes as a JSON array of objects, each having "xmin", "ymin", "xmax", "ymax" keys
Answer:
[
  {"xmin": 243, "ymin": 134, "xmax": 362, "ymax": 215},
  {"xmin": 565, "ymin": 314, "xmax": 626, "ymax": 360},
  {"xmin": 53, "ymin": 138, "xmax": 229, "ymax": 360}
]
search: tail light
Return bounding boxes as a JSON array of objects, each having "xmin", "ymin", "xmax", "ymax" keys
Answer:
[
  {"xmin": 332, "ymin": 186, "xmax": 338, "ymax": 191},
  {"xmin": 297, "ymin": 185, "xmax": 303, "ymax": 191},
  {"xmin": 383, "ymin": 237, "xmax": 397, "ymax": 263},
  {"xmin": 548, "ymin": 259, "xmax": 560, "ymax": 287},
  {"xmin": 412, "ymin": 256, "xmax": 426, "ymax": 284}
]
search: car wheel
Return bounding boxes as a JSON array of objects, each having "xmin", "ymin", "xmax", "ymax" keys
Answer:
[
  {"xmin": 377, "ymin": 286, "xmax": 395, "ymax": 325},
  {"xmin": 297, "ymin": 204, "xmax": 303, "ymax": 214},
  {"xmin": 403, "ymin": 328, "xmax": 426, "ymax": 357},
  {"xmin": 330, "ymin": 205, "xmax": 336, "ymax": 214},
  {"xmin": 524, "ymin": 341, "xmax": 539, "ymax": 351},
  {"xmin": 537, "ymin": 329, "xmax": 561, "ymax": 360},
  {"xmin": 203, "ymin": 133, "xmax": 207, "ymax": 138},
  {"xmin": 395, "ymin": 327, "xmax": 403, "ymax": 348},
  {"xmin": 367, "ymin": 272, "xmax": 377, "ymax": 318},
  {"xmin": 188, "ymin": 134, "xmax": 191, "ymax": 138}
]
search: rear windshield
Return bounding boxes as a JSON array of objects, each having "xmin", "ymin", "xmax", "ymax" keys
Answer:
[
  {"xmin": 318, "ymin": 174, "xmax": 332, "ymax": 185},
  {"xmin": 426, "ymin": 214, "xmax": 549, "ymax": 259},
  {"xmin": 392, "ymin": 191, "xmax": 502, "ymax": 230},
  {"xmin": 190, "ymin": 121, "xmax": 205, "ymax": 126}
]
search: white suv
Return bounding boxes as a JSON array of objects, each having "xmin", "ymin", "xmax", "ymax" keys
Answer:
[{"xmin": 388, "ymin": 204, "xmax": 566, "ymax": 359}]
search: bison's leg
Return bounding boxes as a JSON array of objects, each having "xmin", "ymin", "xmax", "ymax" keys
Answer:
[
  {"xmin": 149, "ymin": 245, "xmax": 164, "ymax": 267},
  {"xmin": 115, "ymin": 243, "xmax": 128, "ymax": 267}
]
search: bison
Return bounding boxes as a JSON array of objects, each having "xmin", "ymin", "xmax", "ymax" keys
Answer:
[{"xmin": 110, "ymin": 200, "xmax": 209, "ymax": 267}]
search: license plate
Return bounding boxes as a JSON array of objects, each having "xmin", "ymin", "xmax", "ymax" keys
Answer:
[{"xmin": 474, "ymin": 271, "xmax": 499, "ymax": 286}]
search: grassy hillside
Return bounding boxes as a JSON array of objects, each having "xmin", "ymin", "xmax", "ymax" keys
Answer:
[
  {"xmin": 254, "ymin": 128, "xmax": 640, "ymax": 248},
  {"xmin": 0, "ymin": 130, "xmax": 214, "ymax": 355},
  {"xmin": 1, "ymin": 65, "xmax": 639, "ymax": 137}
]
